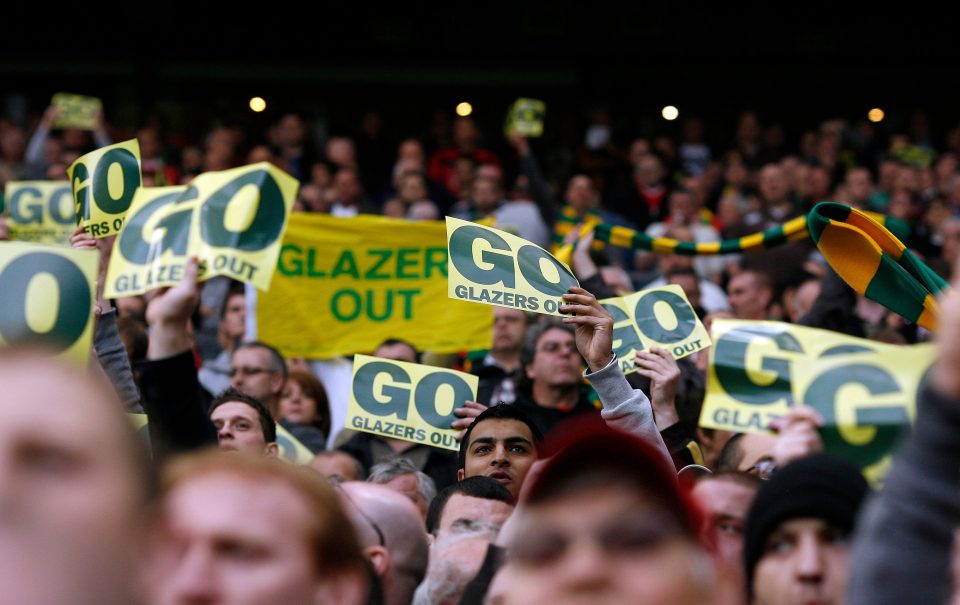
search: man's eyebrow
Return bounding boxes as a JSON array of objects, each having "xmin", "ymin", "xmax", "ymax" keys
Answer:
[{"xmin": 470, "ymin": 436, "xmax": 533, "ymax": 447}]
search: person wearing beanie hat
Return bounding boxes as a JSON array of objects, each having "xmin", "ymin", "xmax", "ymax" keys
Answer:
[
  {"xmin": 743, "ymin": 452, "xmax": 869, "ymax": 605},
  {"xmin": 500, "ymin": 418, "xmax": 725, "ymax": 605}
]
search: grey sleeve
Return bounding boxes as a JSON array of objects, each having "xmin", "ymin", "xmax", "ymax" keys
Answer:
[
  {"xmin": 847, "ymin": 386, "xmax": 960, "ymax": 605},
  {"xmin": 94, "ymin": 309, "xmax": 142, "ymax": 412},
  {"xmin": 24, "ymin": 126, "xmax": 50, "ymax": 166},
  {"xmin": 584, "ymin": 356, "xmax": 675, "ymax": 473}
]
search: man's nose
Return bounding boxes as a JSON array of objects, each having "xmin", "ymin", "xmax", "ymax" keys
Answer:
[
  {"xmin": 795, "ymin": 535, "xmax": 825, "ymax": 583},
  {"xmin": 170, "ymin": 545, "xmax": 219, "ymax": 602}
]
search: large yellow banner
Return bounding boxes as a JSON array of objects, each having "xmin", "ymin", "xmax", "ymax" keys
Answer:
[
  {"xmin": 104, "ymin": 163, "xmax": 298, "ymax": 298},
  {"xmin": 3, "ymin": 181, "xmax": 75, "ymax": 244},
  {"xmin": 701, "ymin": 319, "xmax": 935, "ymax": 481},
  {"xmin": 68, "ymin": 139, "xmax": 142, "ymax": 238},
  {"xmin": 51, "ymin": 93, "xmax": 103, "ymax": 130},
  {"xmin": 0, "ymin": 242, "xmax": 97, "ymax": 363},
  {"xmin": 257, "ymin": 213, "xmax": 492, "ymax": 359},
  {"xmin": 446, "ymin": 216, "xmax": 578, "ymax": 316},
  {"xmin": 600, "ymin": 284, "xmax": 711, "ymax": 374},
  {"xmin": 347, "ymin": 355, "xmax": 479, "ymax": 451}
]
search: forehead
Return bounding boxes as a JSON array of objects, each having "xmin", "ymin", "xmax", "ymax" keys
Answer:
[
  {"xmin": 0, "ymin": 361, "xmax": 130, "ymax": 457},
  {"xmin": 494, "ymin": 307, "xmax": 526, "ymax": 322},
  {"xmin": 469, "ymin": 418, "xmax": 534, "ymax": 446},
  {"xmin": 441, "ymin": 494, "xmax": 512, "ymax": 525},
  {"xmin": 536, "ymin": 327, "xmax": 573, "ymax": 346},
  {"xmin": 225, "ymin": 293, "xmax": 245, "ymax": 307},
  {"xmin": 211, "ymin": 401, "xmax": 260, "ymax": 423},
  {"xmin": 164, "ymin": 473, "xmax": 313, "ymax": 543},
  {"xmin": 770, "ymin": 516, "xmax": 834, "ymax": 537},
  {"xmin": 374, "ymin": 343, "xmax": 417, "ymax": 363},
  {"xmin": 384, "ymin": 473, "xmax": 419, "ymax": 494},
  {"xmin": 691, "ymin": 479, "xmax": 756, "ymax": 514},
  {"xmin": 233, "ymin": 347, "xmax": 269, "ymax": 366}
]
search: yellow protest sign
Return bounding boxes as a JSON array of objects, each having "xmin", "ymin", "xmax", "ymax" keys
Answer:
[
  {"xmin": 447, "ymin": 216, "xmax": 578, "ymax": 316},
  {"xmin": 104, "ymin": 163, "xmax": 298, "ymax": 298},
  {"xmin": 276, "ymin": 424, "xmax": 316, "ymax": 463},
  {"xmin": 257, "ymin": 213, "xmax": 491, "ymax": 359},
  {"xmin": 701, "ymin": 319, "xmax": 935, "ymax": 482},
  {"xmin": 3, "ymin": 181, "xmax": 75, "ymax": 244},
  {"xmin": 0, "ymin": 242, "xmax": 97, "ymax": 363},
  {"xmin": 347, "ymin": 355, "xmax": 479, "ymax": 451},
  {"xmin": 505, "ymin": 98, "xmax": 546, "ymax": 137},
  {"xmin": 51, "ymin": 93, "xmax": 103, "ymax": 130},
  {"xmin": 68, "ymin": 139, "xmax": 142, "ymax": 238},
  {"xmin": 600, "ymin": 284, "xmax": 711, "ymax": 374}
]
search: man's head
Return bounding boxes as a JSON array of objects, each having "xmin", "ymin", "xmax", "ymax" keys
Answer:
[
  {"xmin": 230, "ymin": 341, "xmax": 287, "ymax": 416},
  {"xmin": 339, "ymin": 482, "xmax": 429, "ymax": 605},
  {"xmin": 426, "ymin": 476, "xmax": 515, "ymax": 536},
  {"xmin": 209, "ymin": 388, "xmax": 278, "ymax": 457},
  {"xmin": 727, "ymin": 270, "xmax": 774, "ymax": 321},
  {"xmin": 668, "ymin": 188, "xmax": 699, "ymax": 225},
  {"xmin": 413, "ymin": 527, "xmax": 498, "ymax": 605},
  {"xmin": 0, "ymin": 349, "xmax": 150, "ymax": 605},
  {"xmin": 470, "ymin": 176, "xmax": 503, "ymax": 212},
  {"xmin": 690, "ymin": 472, "xmax": 761, "ymax": 564},
  {"xmin": 219, "ymin": 286, "xmax": 246, "ymax": 346},
  {"xmin": 311, "ymin": 450, "xmax": 365, "ymax": 482},
  {"xmin": 147, "ymin": 451, "xmax": 367, "ymax": 605},
  {"xmin": 505, "ymin": 421, "xmax": 715, "ymax": 604},
  {"xmin": 759, "ymin": 164, "xmax": 790, "ymax": 205},
  {"xmin": 333, "ymin": 167, "xmax": 363, "ymax": 205},
  {"xmin": 492, "ymin": 307, "xmax": 528, "ymax": 356},
  {"xmin": 521, "ymin": 320, "xmax": 582, "ymax": 391},
  {"xmin": 744, "ymin": 454, "xmax": 869, "ymax": 605},
  {"xmin": 716, "ymin": 432, "xmax": 777, "ymax": 475},
  {"xmin": 374, "ymin": 338, "xmax": 420, "ymax": 364},
  {"xmin": 368, "ymin": 458, "xmax": 437, "ymax": 522},
  {"xmin": 458, "ymin": 404, "xmax": 543, "ymax": 498},
  {"xmin": 564, "ymin": 175, "xmax": 599, "ymax": 212}
]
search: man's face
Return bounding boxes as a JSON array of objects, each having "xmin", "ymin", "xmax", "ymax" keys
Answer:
[
  {"xmin": 333, "ymin": 170, "xmax": 361, "ymax": 204},
  {"xmin": 492, "ymin": 308, "xmax": 527, "ymax": 353},
  {"xmin": 231, "ymin": 347, "xmax": 282, "ymax": 407},
  {"xmin": 564, "ymin": 176, "xmax": 597, "ymax": 211},
  {"xmin": 759, "ymin": 166, "xmax": 789, "ymax": 203},
  {"xmin": 148, "ymin": 473, "xmax": 330, "ymax": 605},
  {"xmin": 727, "ymin": 273, "xmax": 769, "ymax": 321},
  {"xmin": 210, "ymin": 402, "xmax": 274, "ymax": 457},
  {"xmin": 736, "ymin": 433, "xmax": 776, "ymax": 475},
  {"xmin": 507, "ymin": 483, "xmax": 711, "ymax": 605},
  {"xmin": 0, "ymin": 356, "xmax": 142, "ymax": 605},
  {"xmin": 690, "ymin": 478, "xmax": 756, "ymax": 563},
  {"xmin": 221, "ymin": 293, "xmax": 246, "ymax": 342},
  {"xmin": 752, "ymin": 517, "xmax": 850, "ymax": 605},
  {"xmin": 525, "ymin": 328, "xmax": 582, "ymax": 388},
  {"xmin": 460, "ymin": 419, "xmax": 537, "ymax": 498},
  {"xmin": 381, "ymin": 473, "xmax": 428, "ymax": 520},
  {"xmin": 436, "ymin": 494, "xmax": 514, "ymax": 536},
  {"xmin": 471, "ymin": 179, "xmax": 501, "ymax": 211}
]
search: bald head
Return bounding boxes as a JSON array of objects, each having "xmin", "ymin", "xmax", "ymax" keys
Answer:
[
  {"xmin": 340, "ymin": 481, "xmax": 429, "ymax": 605},
  {"xmin": 0, "ymin": 348, "xmax": 148, "ymax": 605}
]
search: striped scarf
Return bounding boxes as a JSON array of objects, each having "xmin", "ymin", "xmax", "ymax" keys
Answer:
[
  {"xmin": 555, "ymin": 203, "xmax": 943, "ymax": 330},
  {"xmin": 807, "ymin": 202, "xmax": 945, "ymax": 331}
]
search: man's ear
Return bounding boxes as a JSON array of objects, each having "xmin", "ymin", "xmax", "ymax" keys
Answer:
[
  {"xmin": 457, "ymin": 468, "xmax": 465, "ymax": 481},
  {"xmin": 363, "ymin": 545, "xmax": 390, "ymax": 577},
  {"xmin": 265, "ymin": 443, "xmax": 279, "ymax": 458},
  {"xmin": 525, "ymin": 362, "xmax": 535, "ymax": 380},
  {"xmin": 271, "ymin": 372, "xmax": 285, "ymax": 397}
]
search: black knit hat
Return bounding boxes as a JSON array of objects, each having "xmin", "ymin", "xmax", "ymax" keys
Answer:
[{"xmin": 742, "ymin": 453, "xmax": 870, "ymax": 594}]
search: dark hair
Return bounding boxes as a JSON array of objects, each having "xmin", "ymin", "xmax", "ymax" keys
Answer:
[
  {"xmin": 716, "ymin": 433, "xmax": 745, "ymax": 472},
  {"xmin": 375, "ymin": 337, "xmax": 421, "ymax": 364},
  {"xmin": 458, "ymin": 403, "xmax": 543, "ymax": 471},
  {"xmin": 210, "ymin": 387, "xmax": 277, "ymax": 443},
  {"xmin": 285, "ymin": 370, "xmax": 332, "ymax": 440},
  {"xmin": 425, "ymin": 476, "xmax": 514, "ymax": 534},
  {"xmin": 219, "ymin": 281, "xmax": 246, "ymax": 319},
  {"xmin": 519, "ymin": 319, "xmax": 576, "ymax": 370},
  {"xmin": 237, "ymin": 341, "xmax": 288, "ymax": 382}
]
